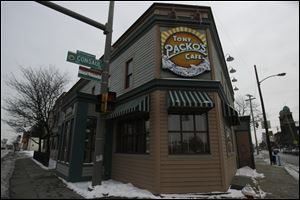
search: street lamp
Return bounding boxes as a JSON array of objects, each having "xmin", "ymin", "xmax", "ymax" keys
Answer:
[{"xmin": 254, "ymin": 65, "xmax": 286, "ymax": 165}]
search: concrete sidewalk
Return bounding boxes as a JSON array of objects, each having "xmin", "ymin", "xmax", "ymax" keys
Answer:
[
  {"xmin": 231, "ymin": 153, "xmax": 299, "ymax": 199},
  {"xmin": 255, "ymin": 157, "xmax": 299, "ymax": 199},
  {"xmin": 10, "ymin": 158, "xmax": 83, "ymax": 199}
]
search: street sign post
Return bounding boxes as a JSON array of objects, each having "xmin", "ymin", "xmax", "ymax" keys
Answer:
[
  {"xmin": 67, "ymin": 50, "xmax": 102, "ymax": 69},
  {"xmin": 78, "ymin": 66, "xmax": 102, "ymax": 81}
]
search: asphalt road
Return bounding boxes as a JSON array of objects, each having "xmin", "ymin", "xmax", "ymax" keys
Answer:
[{"xmin": 278, "ymin": 152, "xmax": 299, "ymax": 167}]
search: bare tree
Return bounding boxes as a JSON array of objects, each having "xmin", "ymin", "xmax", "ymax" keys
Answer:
[
  {"xmin": 2, "ymin": 66, "xmax": 68, "ymax": 154},
  {"xmin": 234, "ymin": 95, "xmax": 262, "ymax": 117}
]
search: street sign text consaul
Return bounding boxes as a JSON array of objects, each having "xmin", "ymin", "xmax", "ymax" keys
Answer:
[{"xmin": 67, "ymin": 50, "xmax": 102, "ymax": 69}]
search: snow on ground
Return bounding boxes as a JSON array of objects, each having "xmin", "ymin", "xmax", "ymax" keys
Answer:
[
  {"xmin": 59, "ymin": 178, "xmax": 245, "ymax": 199},
  {"xmin": 1, "ymin": 150, "xmax": 34, "ymax": 199},
  {"xmin": 284, "ymin": 164, "xmax": 299, "ymax": 181},
  {"xmin": 58, "ymin": 179, "xmax": 159, "ymax": 199},
  {"xmin": 235, "ymin": 166, "xmax": 265, "ymax": 178},
  {"xmin": 1, "ymin": 150, "xmax": 12, "ymax": 159}
]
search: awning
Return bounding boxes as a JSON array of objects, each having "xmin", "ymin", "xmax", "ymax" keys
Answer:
[
  {"xmin": 107, "ymin": 95, "xmax": 149, "ymax": 119},
  {"xmin": 223, "ymin": 102, "xmax": 240, "ymax": 125},
  {"xmin": 168, "ymin": 90, "xmax": 214, "ymax": 110}
]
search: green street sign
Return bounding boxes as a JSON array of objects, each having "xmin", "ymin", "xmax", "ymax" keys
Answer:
[{"xmin": 67, "ymin": 50, "xmax": 102, "ymax": 69}]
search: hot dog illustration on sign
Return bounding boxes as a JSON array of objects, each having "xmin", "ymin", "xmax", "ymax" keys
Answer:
[{"xmin": 161, "ymin": 27, "xmax": 211, "ymax": 77}]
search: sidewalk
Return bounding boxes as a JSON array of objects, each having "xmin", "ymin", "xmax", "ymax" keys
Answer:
[
  {"xmin": 10, "ymin": 157, "xmax": 83, "ymax": 199},
  {"xmin": 231, "ymin": 152, "xmax": 299, "ymax": 199},
  {"xmin": 254, "ymin": 155, "xmax": 299, "ymax": 199}
]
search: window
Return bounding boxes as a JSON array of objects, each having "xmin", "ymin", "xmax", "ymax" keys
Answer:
[
  {"xmin": 224, "ymin": 123, "xmax": 234, "ymax": 156},
  {"xmin": 58, "ymin": 119, "xmax": 74, "ymax": 162},
  {"xmin": 168, "ymin": 113, "xmax": 209, "ymax": 154},
  {"xmin": 125, "ymin": 59, "xmax": 133, "ymax": 89},
  {"xmin": 116, "ymin": 117, "xmax": 149, "ymax": 154},
  {"xmin": 83, "ymin": 117, "xmax": 97, "ymax": 163}
]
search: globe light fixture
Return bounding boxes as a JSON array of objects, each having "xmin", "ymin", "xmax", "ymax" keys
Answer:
[
  {"xmin": 229, "ymin": 68, "xmax": 236, "ymax": 73},
  {"xmin": 225, "ymin": 54, "xmax": 234, "ymax": 62}
]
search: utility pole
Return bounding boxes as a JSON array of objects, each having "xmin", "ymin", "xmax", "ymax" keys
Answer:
[
  {"xmin": 35, "ymin": 1, "xmax": 115, "ymax": 187},
  {"xmin": 92, "ymin": 1, "xmax": 115, "ymax": 187},
  {"xmin": 254, "ymin": 65, "xmax": 273, "ymax": 165},
  {"xmin": 246, "ymin": 94, "xmax": 259, "ymax": 155}
]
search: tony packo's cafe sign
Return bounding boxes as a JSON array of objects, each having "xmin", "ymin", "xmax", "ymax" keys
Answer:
[{"xmin": 161, "ymin": 27, "xmax": 210, "ymax": 77}]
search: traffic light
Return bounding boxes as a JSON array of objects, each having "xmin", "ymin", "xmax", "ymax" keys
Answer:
[
  {"xmin": 106, "ymin": 91, "xmax": 116, "ymax": 112},
  {"xmin": 95, "ymin": 92, "xmax": 116, "ymax": 113}
]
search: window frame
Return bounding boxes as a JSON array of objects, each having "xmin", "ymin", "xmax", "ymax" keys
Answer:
[
  {"xmin": 83, "ymin": 117, "xmax": 97, "ymax": 164},
  {"xmin": 125, "ymin": 59, "xmax": 133, "ymax": 89},
  {"xmin": 168, "ymin": 113, "xmax": 210, "ymax": 155},
  {"xmin": 116, "ymin": 115, "xmax": 150, "ymax": 154}
]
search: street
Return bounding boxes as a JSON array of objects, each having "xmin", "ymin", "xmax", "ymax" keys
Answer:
[{"xmin": 279, "ymin": 152, "xmax": 299, "ymax": 167}]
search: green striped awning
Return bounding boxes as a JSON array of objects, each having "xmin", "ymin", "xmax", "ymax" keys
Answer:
[
  {"xmin": 107, "ymin": 95, "xmax": 149, "ymax": 119},
  {"xmin": 168, "ymin": 90, "xmax": 214, "ymax": 109},
  {"xmin": 223, "ymin": 102, "xmax": 240, "ymax": 125}
]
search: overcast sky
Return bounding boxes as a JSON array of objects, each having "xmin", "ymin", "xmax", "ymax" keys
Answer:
[{"xmin": 1, "ymin": 1, "xmax": 299, "ymax": 144}]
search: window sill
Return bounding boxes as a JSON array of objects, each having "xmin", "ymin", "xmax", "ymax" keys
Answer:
[
  {"xmin": 167, "ymin": 154, "xmax": 213, "ymax": 160},
  {"xmin": 113, "ymin": 153, "xmax": 151, "ymax": 159}
]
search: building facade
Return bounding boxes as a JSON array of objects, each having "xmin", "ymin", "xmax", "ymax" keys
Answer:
[
  {"xmin": 52, "ymin": 3, "xmax": 239, "ymax": 194},
  {"xmin": 277, "ymin": 106, "xmax": 299, "ymax": 148}
]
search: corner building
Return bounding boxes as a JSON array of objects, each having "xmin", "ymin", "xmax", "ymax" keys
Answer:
[
  {"xmin": 55, "ymin": 3, "xmax": 240, "ymax": 195},
  {"xmin": 107, "ymin": 3, "xmax": 239, "ymax": 194}
]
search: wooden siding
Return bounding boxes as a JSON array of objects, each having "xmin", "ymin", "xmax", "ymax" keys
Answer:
[
  {"xmin": 111, "ymin": 154, "xmax": 155, "ymax": 192},
  {"xmin": 56, "ymin": 162, "xmax": 69, "ymax": 176},
  {"xmin": 82, "ymin": 165, "xmax": 93, "ymax": 177},
  {"xmin": 111, "ymin": 90, "xmax": 236, "ymax": 194},
  {"xmin": 157, "ymin": 90, "xmax": 224, "ymax": 193},
  {"xmin": 109, "ymin": 26, "xmax": 156, "ymax": 97},
  {"xmin": 214, "ymin": 93, "xmax": 237, "ymax": 189},
  {"xmin": 79, "ymin": 80, "xmax": 101, "ymax": 95},
  {"xmin": 207, "ymin": 30, "xmax": 233, "ymax": 104}
]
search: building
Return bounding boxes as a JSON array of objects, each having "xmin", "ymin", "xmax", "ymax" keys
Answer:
[
  {"xmin": 276, "ymin": 106, "xmax": 299, "ymax": 148},
  {"xmin": 234, "ymin": 116, "xmax": 255, "ymax": 169},
  {"xmin": 51, "ymin": 3, "xmax": 240, "ymax": 194}
]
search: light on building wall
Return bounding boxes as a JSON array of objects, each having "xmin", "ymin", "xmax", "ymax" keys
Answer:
[
  {"xmin": 229, "ymin": 68, "xmax": 236, "ymax": 73},
  {"xmin": 225, "ymin": 54, "xmax": 234, "ymax": 62},
  {"xmin": 233, "ymin": 86, "xmax": 239, "ymax": 91},
  {"xmin": 232, "ymin": 77, "xmax": 237, "ymax": 82}
]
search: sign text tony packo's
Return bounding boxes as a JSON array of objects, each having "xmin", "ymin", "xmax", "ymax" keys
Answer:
[
  {"xmin": 161, "ymin": 27, "xmax": 210, "ymax": 77},
  {"xmin": 164, "ymin": 35, "xmax": 207, "ymax": 60}
]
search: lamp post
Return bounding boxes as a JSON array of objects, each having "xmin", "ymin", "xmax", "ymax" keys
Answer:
[{"xmin": 254, "ymin": 65, "xmax": 286, "ymax": 165}]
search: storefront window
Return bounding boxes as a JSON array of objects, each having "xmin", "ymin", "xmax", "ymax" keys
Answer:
[
  {"xmin": 168, "ymin": 113, "xmax": 209, "ymax": 154},
  {"xmin": 116, "ymin": 117, "xmax": 149, "ymax": 154},
  {"xmin": 83, "ymin": 117, "xmax": 97, "ymax": 163},
  {"xmin": 58, "ymin": 119, "xmax": 74, "ymax": 162}
]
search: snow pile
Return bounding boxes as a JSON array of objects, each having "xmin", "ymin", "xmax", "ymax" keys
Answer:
[
  {"xmin": 284, "ymin": 164, "xmax": 299, "ymax": 181},
  {"xmin": 1, "ymin": 150, "xmax": 12, "ymax": 159},
  {"xmin": 161, "ymin": 189, "xmax": 244, "ymax": 199},
  {"xmin": 58, "ymin": 179, "xmax": 159, "ymax": 199},
  {"xmin": 59, "ymin": 178, "xmax": 246, "ymax": 199},
  {"xmin": 235, "ymin": 166, "xmax": 265, "ymax": 178}
]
